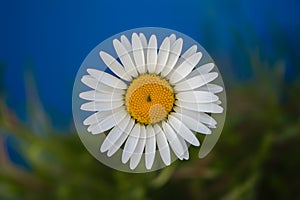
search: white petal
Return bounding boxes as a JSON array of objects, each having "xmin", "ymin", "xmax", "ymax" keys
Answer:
[
  {"xmin": 107, "ymin": 119, "xmax": 135, "ymax": 157},
  {"xmin": 178, "ymin": 136, "xmax": 189, "ymax": 160},
  {"xmin": 79, "ymin": 90, "xmax": 123, "ymax": 102},
  {"xmin": 162, "ymin": 121, "xmax": 185, "ymax": 160},
  {"xmin": 161, "ymin": 38, "xmax": 183, "ymax": 77},
  {"xmin": 169, "ymin": 34, "xmax": 176, "ymax": 45},
  {"xmin": 100, "ymin": 114, "xmax": 131, "ymax": 153},
  {"xmin": 139, "ymin": 33, "xmax": 147, "ymax": 49},
  {"xmin": 147, "ymin": 35, "xmax": 158, "ymax": 73},
  {"xmin": 165, "ymin": 45, "xmax": 198, "ymax": 82},
  {"xmin": 83, "ymin": 110, "xmax": 113, "ymax": 125},
  {"xmin": 122, "ymin": 123, "xmax": 141, "ymax": 163},
  {"xmin": 101, "ymin": 127, "xmax": 123, "ymax": 153},
  {"xmin": 169, "ymin": 52, "xmax": 202, "ymax": 84},
  {"xmin": 181, "ymin": 45, "xmax": 197, "ymax": 59},
  {"xmin": 80, "ymin": 101, "xmax": 123, "ymax": 112},
  {"xmin": 130, "ymin": 125, "xmax": 146, "ymax": 169},
  {"xmin": 156, "ymin": 37, "xmax": 170, "ymax": 74},
  {"xmin": 154, "ymin": 124, "xmax": 171, "ymax": 166},
  {"xmin": 187, "ymin": 63, "xmax": 215, "ymax": 78},
  {"xmin": 172, "ymin": 112, "xmax": 211, "ymax": 134},
  {"xmin": 139, "ymin": 33, "xmax": 147, "ymax": 68},
  {"xmin": 113, "ymin": 39, "xmax": 138, "ymax": 77},
  {"xmin": 87, "ymin": 108, "xmax": 127, "ymax": 134},
  {"xmin": 174, "ymin": 107, "xmax": 217, "ymax": 126},
  {"xmin": 176, "ymin": 91, "xmax": 219, "ymax": 103},
  {"xmin": 120, "ymin": 35, "xmax": 132, "ymax": 52},
  {"xmin": 168, "ymin": 115, "xmax": 200, "ymax": 146},
  {"xmin": 175, "ymin": 101, "xmax": 223, "ymax": 113},
  {"xmin": 197, "ymin": 83, "xmax": 224, "ymax": 94},
  {"xmin": 145, "ymin": 125, "xmax": 156, "ymax": 170},
  {"xmin": 87, "ymin": 69, "xmax": 127, "ymax": 89},
  {"xmin": 174, "ymin": 72, "xmax": 218, "ymax": 92},
  {"xmin": 174, "ymin": 45, "xmax": 198, "ymax": 68},
  {"xmin": 81, "ymin": 75, "xmax": 125, "ymax": 94},
  {"xmin": 132, "ymin": 33, "xmax": 146, "ymax": 74},
  {"xmin": 120, "ymin": 35, "xmax": 136, "ymax": 71},
  {"xmin": 99, "ymin": 51, "xmax": 132, "ymax": 81}
]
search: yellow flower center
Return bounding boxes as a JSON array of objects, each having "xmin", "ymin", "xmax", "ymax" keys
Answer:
[{"xmin": 125, "ymin": 74, "xmax": 175, "ymax": 125}]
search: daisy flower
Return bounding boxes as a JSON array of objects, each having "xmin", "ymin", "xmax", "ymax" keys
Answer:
[{"xmin": 79, "ymin": 32, "xmax": 224, "ymax": 170}]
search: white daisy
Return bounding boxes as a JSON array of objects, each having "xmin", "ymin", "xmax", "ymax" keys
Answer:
[{"xmin": 79, "ymin": 32, "xmax": 223, "ymax": 170}]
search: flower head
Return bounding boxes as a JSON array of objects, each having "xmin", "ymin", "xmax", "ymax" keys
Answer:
[{"xmin": 79, "ymin": 31, "xmax": 224, "ymax": 170}]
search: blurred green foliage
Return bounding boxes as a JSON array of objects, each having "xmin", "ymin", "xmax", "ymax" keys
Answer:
[
  {"xmin": 1, "ymin": 54, "xmax": 300, "ymax": 200},
  {"xmin": 1, "ymin": 24, "xmax": 300, "ymax": 199}
]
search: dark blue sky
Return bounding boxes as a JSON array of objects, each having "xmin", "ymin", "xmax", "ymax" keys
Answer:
[{"xmin": 0, "ymin": 0, "xmax": 299, "ymax": 128}]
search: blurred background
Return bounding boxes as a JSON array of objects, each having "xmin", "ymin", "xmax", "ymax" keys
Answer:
[{"xmin": 0, "ymin": 0, "xmax": 300, "ymax": 199}]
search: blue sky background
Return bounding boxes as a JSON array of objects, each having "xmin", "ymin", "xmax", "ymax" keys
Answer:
[{"xmin": 0, "ymin": 0, "xmax": 299, "ymax": 129}]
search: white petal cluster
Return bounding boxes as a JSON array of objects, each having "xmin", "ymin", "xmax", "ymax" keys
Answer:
[{"xmin": 80, "ymin": 33, "xmax": 223, "ymax": 170}]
